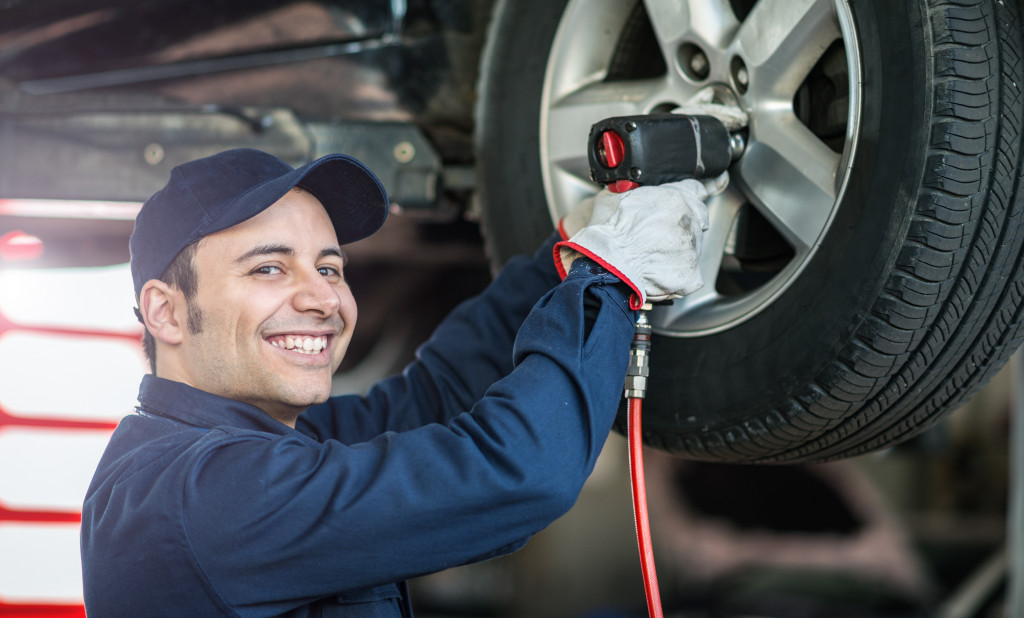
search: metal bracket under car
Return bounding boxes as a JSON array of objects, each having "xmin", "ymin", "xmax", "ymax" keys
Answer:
[{"xmin": 0, "ymin": 100, "xmax": 443, "ymax": 211}]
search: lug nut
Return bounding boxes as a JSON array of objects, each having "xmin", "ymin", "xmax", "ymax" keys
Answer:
[
  {"xmin": 736, "ymin": 67, "xmax": 749, "ymax": 87},
  {"xmin": 679, "ymin": 43, "xmax": 711, "ymax": 80},
  {"xmin": 690, "ymin": 52, "xmax": 709, "ymax": 78},
  {"xmin": 731, "ymin": 56, "xmax": 750, "ymax": 94}
]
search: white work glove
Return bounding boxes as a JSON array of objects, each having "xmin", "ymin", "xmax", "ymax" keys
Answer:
[
  {"xmin": 558, "ymin": 194, "xmax": 598, "ymax": 240},
  {"xmin": 558, "ymin": 173, "xmax": 723, "ymax": 241},
  {"xmin": 554, "ymin": 179, "xmax": 710, "ymax": 307}
]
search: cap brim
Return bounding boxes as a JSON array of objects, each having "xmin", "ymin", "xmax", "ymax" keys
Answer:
[
  {"xmin": 203, "ymin": 153, "xmax": 389, "ymax": 248},
  {"xmin": 295, "ymin": 154, "xmax": 389, "ymax": 245}
]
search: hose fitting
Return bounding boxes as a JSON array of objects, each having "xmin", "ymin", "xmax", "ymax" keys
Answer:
[{"xmin": 625, "ymin": 302, "xmax": 652, "ymax": 399}]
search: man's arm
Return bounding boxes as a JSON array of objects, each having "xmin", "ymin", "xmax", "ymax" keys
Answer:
[
  {"xmin": 182, "ymin": 262, "xmax": 634, "ymax": 611},
  {"xmin": 298, "ymin": 233, "xmax": 563, "ymax": 443}
]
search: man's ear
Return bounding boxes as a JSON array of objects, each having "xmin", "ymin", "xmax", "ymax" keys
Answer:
[{"xmin": 139, "ymin": 280, "xmax": 185, "ymax": 345}]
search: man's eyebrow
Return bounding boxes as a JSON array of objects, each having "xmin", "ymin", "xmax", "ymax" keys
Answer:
[
  {"xmin": 321, "ymin": 247, "xmax": 348, "ymax": 266},
  {"xmin": 233, "ymin": 244, "xmax": 348, "ymax": 265},
  {"xmin": 234, "ymin": 244, "xmax": 294, "ymax": 263}
]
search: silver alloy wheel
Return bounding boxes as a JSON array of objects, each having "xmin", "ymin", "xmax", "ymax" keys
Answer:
[{"xmin": 539, "ymin": 0, "xmax": 862, "ymax": 336}]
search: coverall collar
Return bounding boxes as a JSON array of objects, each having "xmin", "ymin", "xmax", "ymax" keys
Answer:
[{"xmin": 136, "ymin": 374, "xmax": 302, "ymax": 437}]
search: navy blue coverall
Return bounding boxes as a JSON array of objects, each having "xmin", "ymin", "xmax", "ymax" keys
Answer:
[{"xmin": 81, "ymin": 237, "xmax": 636, "ymax": 616}]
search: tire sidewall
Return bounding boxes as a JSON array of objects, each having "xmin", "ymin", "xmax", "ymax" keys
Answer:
[{"xmin": 476, "ymin": 0, "xmax": 571, "ymax": 266}]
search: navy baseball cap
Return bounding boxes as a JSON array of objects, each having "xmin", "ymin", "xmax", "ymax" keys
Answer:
[{"xmin": 129, "ymin": 148, "xmax": 388, "ymax": 296}]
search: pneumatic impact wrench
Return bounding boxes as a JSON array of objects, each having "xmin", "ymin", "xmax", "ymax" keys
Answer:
[
  {"xmin": 587, "ymin": 113, "xmax": 739, "ymax": 618},
  {"xmin": 587, "ymin": 112, "xmax": 740, "ymax": 396},
  {"xmin": 589, "ymin": 113, "xmax": 740, "ymax": 191}
]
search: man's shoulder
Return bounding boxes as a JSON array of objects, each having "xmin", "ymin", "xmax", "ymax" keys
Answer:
[
  {"xmin": 86, "ymin": 414, "xmax": 208, "ymax": 496},
  {"xmin": 101, "ymin": 412, "xmax": 295, "ymax": 471},
  {"xmin": 83, "ymin": 412, "xmax": 305, "ymax": 535},
  {"xmin": 97, "ymin": 412, "xmax": 325, "ymax": 486}
]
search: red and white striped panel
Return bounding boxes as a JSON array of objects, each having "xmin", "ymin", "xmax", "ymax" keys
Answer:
[{"xmin": 0, "ymin": 262, "xmax": 145, "ymax": 617}]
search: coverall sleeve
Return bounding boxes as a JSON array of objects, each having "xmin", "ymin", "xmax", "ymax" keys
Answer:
[
  {"xmin": 182, "ymin": 261, "xmax": 635, "ymax": 613},
  {"xmin": 298, "ymin": 233, "xmax": 563, "ymax": 443}
]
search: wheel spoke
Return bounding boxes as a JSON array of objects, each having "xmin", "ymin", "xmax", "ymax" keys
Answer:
[
  {"xmin": 642, "ymin": 0, "xmax": 739, "ymax": 48},
  {"xmin": 655, "ymin": 191, "xmax": 742, "ymax": 323},
  {"xmin": 691, "ymin": 192, "xmax": 741, "ymax": 301},
  {"xmin": 545, "ymin": 0, "xmax": 643, "ymax": 103},
  {"xmin": 736, "ymin": 0, "xmax": 840, "ymax": 95},
  {"xmin": 737, "ymin": 111, "xmax": 839, "ymax": 252},
  {"xmin": 545, "ymin": 78, "xmax": 668, "ymax": 179}
]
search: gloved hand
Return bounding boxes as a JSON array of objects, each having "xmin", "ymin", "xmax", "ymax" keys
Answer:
[
  {"xmin": 554, "ymin": 179, "xmax": 710, "ymax": 307},
  {"xmin": 558, "ymin": 173, "xmax": 724, "ymax": 238},
  {"xmin": 558, "ymin": 194, "xmax": 597, "ymax": 240}
]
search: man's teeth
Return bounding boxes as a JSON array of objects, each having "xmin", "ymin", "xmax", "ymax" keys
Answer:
[{"xmin": 270, "ymin": 336, "xmax": 327, "ymax": 354}]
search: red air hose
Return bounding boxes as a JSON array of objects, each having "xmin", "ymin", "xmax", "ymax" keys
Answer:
[
  {"xmin": 624, "ymin": 303, "xmax": 663, "ymax": 618},
  {"xmin": 628, "ymin": 397, "xmax": 663, "ymax": 618},
  {"xmin": 626, "ymin": 399, "xmax": 659, "ymax": 613}
]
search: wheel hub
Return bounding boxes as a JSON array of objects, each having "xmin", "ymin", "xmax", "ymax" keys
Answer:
[{"xmin": 539, "ymin": 0, "xmax": 861, "ymax": 336}]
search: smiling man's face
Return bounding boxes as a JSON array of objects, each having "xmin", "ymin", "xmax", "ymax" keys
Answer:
[{"xmin": 171, "ymin": 187, "xmax": 357, "ymax": 426}]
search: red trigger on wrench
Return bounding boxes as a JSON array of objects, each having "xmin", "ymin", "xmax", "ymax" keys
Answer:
[
  {"xmin": 598, "ymin": 130, "xmax": 639, "ymax": 193},
  {"xmin": 599, "ymin": 130, "xmax": 625, "ymax": 167}
]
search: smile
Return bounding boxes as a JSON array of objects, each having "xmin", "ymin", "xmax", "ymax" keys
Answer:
[{"xmin": 267, "ymin": 335, "xmax": 328, "ymax": 355}]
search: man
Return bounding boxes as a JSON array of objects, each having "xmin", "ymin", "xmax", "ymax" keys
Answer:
[{"xmin": 81, "ymin": 148, "xmax": 709, "ymax": 616}]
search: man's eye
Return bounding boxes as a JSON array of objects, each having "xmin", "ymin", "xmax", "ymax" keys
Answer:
[
  {"xmin": 253, "ymin": 265, "xmax": 281, "ymax": 275},
  {"xmin": 318, "ymin": 265, "xmax": 341, "ymax": 277}
]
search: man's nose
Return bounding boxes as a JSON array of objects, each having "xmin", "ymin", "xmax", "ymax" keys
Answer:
[{"xmin": 293, "ymin": 269, "xmax": 342, "ymax": 315}]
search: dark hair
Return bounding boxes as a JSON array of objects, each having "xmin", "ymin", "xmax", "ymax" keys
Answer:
[{"xmin": 141, "ymin": 241, "xmax": 204, "ymax": 374}]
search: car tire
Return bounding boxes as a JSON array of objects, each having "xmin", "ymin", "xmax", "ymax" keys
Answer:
[{"xmin": 476, "ymin": 0, "xmax": 1024, "ymax": 462}]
